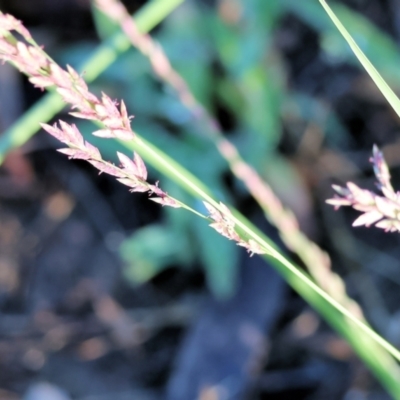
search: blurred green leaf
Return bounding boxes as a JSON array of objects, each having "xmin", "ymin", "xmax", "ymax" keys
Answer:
[
  {"xmin": 283, "ymin": 91, "xmax": 352, "ymax": 148},
  {"xmin": 242, "ymin": 0, "xmax": 284, "ymax": 29},
  {"xmin": 285, "ymin": 0, "xmax": 400, "ymax": 87},
  {"xmin": 158, "ymin": 2, "xmax": 215, "ymax": 108},
  {"xmin": 208, "ymin": 11, "xmax": 285, "ymax": 168},
  {"xmin": 262, "ymin": 153, "xmax": 311, "ymax": 219},
  {"xmin": 91, "ymin": 5, "xmax": 120, "ymax": 40},
  {"xmin": 216, "ymin": 77, "xmax": 245, "ymax": 116},
  {"xmin": 319, "ymin": 0, "xmax": 400, "ymax": 120},
  {"xmin": 239, "ymin": 63, "xmax": 284, "ymax": 156},
  {"xmin": 120, "ymin": 223, "xmax": 192, "ymax": 284}
]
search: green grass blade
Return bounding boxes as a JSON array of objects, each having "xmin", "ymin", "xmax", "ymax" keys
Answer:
[
  {"xmin": 122, "ymin": 132, "xmax": 400, "ymax": 398},
  {"xmin": 317, "ymin": 1, "xmax": 400, "ymax": 393},
  {"xmin": 127, "ymin": 133, "xmax": 400, "ymax": 359},
  {"xmin": 319, "ymin": 0, "xmax": 400, "ymax": 119},
  {"xmin": 0, "ymin": 0, "xmax": 185, "ymax": 164}
]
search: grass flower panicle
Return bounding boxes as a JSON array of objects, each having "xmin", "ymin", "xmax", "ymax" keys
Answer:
[
  {"xmin": 327, "ymin": 146, "xmax": 400, "ymax": 232},
  {"xmin": 0, "ymin": 10, "xmax": 185, "ymax": 208},
  {"xmin": 0, "ymin": 10, "xmax": 133, "ymax": 140},
  {"xmin": 0, "ymin": 5, "xmax": 368, "ymax": 319},
  {"xmin": 0, "ymin": 9, "xmax": 271, "ymax": 251},
  {"xmin": 203, "ymin": 201, "xmax": 265, "ymax": 256},
  {"xmin": 41, "ymin": 120, "xmax": 169, "ymax": 198}
]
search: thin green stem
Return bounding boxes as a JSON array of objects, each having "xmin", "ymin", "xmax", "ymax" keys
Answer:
[
  {"xmin": 319, "ymin": 0, "xmax": 400, "ymax": 119},
  {"xmin": 129, "ymin": 134, "xmax": 400, "ymax": 362},
  {"xmin": 122, "ymin": 133, "xmax": 400, "ymax": 397}
]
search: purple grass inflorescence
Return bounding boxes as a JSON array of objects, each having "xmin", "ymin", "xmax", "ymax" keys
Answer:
[
  {"xmin": 0, "ymin": 10, "xmax": 264, "ymax": 257},
  {"xmin": 327, "ymin": 145, "xmax": 400, "ymax": 232}
]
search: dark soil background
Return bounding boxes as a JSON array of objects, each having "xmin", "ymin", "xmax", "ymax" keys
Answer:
[{"xmin": 0, "ymin": 0, "xmax": 400, "ymax": 399}]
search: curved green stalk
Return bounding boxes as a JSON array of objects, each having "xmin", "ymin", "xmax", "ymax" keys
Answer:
[
  {"xmin": 319, "ymin": 0, "xmax": 400, "ymax": 118},
  {"xmin": 121, "ymin": 134, "xmax": 400, "ymax": 398},
  {"xmin": 317, "ymin": 1, "xmax": 400, "ymax": 392},
  {"xmin": 0, "ymin": 0, "xmax": 185, "ymax": 164}
]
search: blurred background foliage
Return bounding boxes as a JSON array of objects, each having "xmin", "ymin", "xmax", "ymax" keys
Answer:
[
  {"xmin": 2, "ymin": 0, "xmax": 400, "ymax": 398},
  {"xmin": 83, "ymin": 0, "xmax": 400, "ymax": 299}
]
